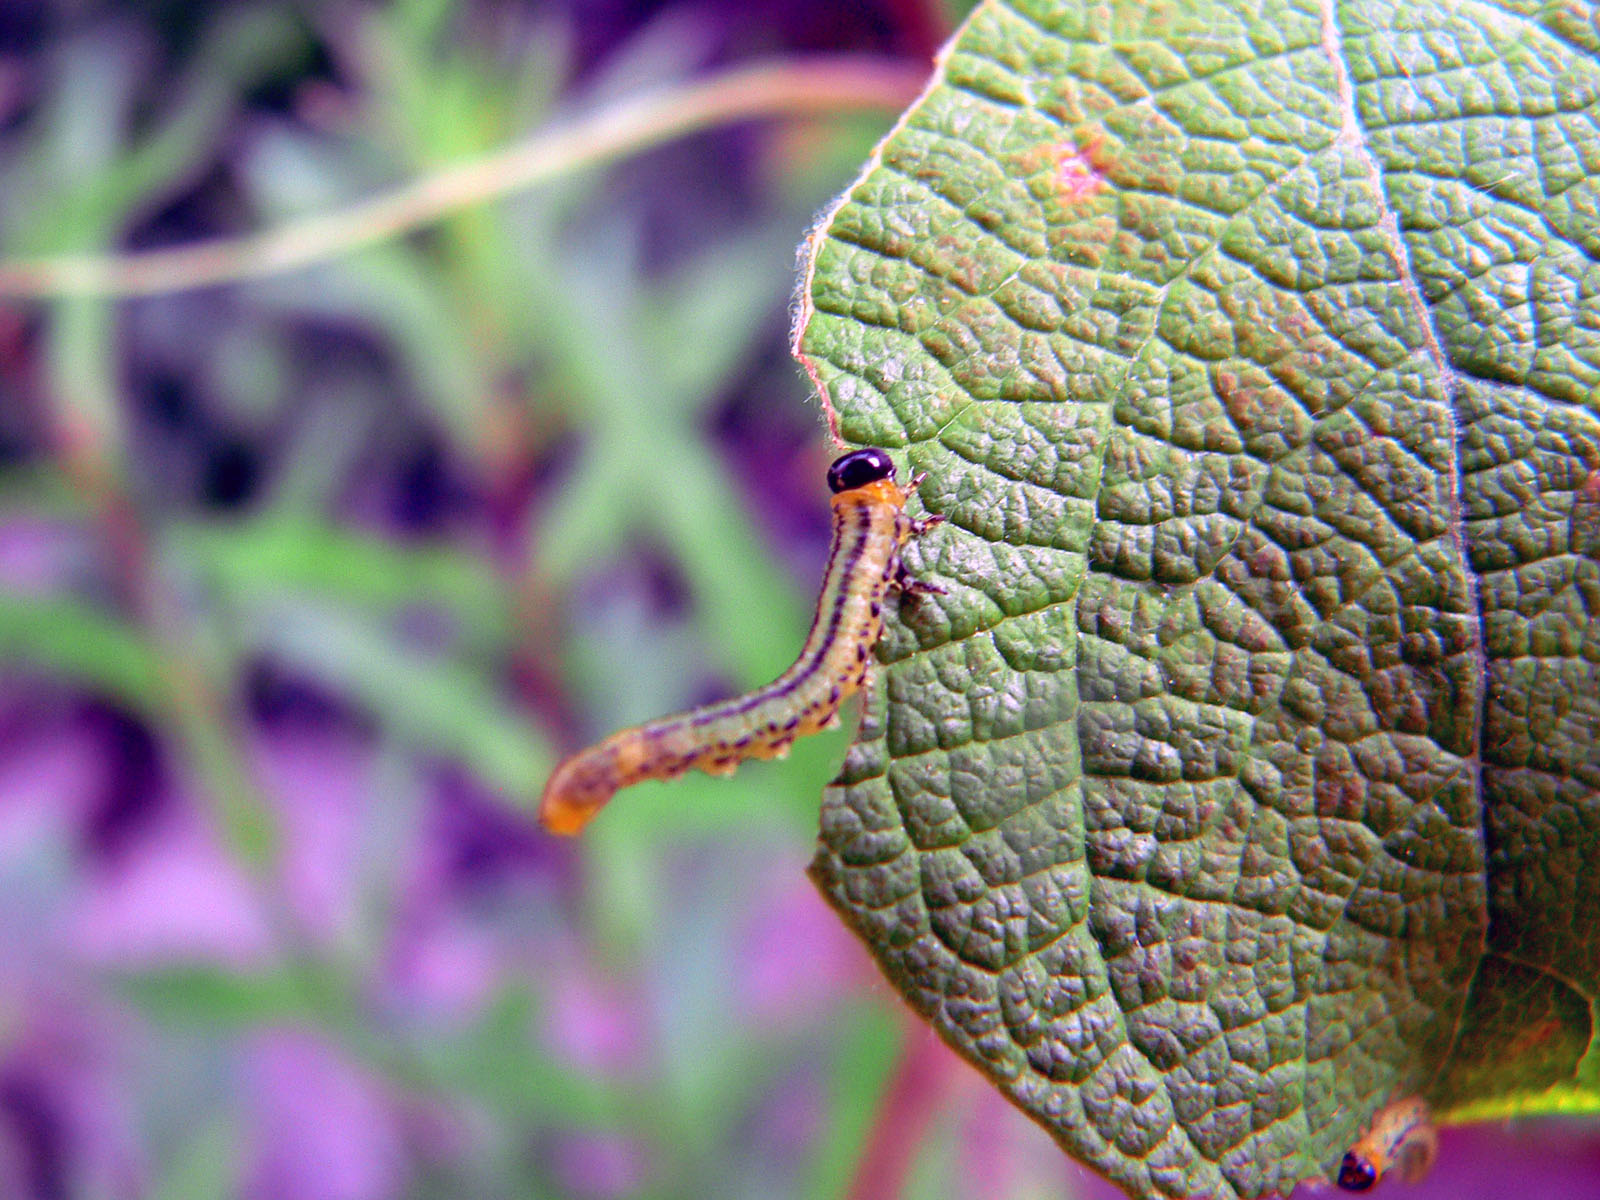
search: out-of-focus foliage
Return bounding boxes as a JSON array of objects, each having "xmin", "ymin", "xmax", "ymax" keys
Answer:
[
  {"xmin": 0, "ymin": 2, "xmax": 1596, "ymax": 1199},
  {"xmin": 0, "ymin": 2, "xmax": 1117, "ymax": 1199}
]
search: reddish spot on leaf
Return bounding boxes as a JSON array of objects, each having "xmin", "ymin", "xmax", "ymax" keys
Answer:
[
  {"xmin": 1505, "ymin": 1014, "xmax": 1564, "ymax": 1058},
  {"xmin": 1049, "ymin": 132, "xmax": 1109, "ymax": 203},
  {"xmin": 1217, "ymin": 368, "xmax": 1265, "ymax": 427},
  {"xmin": 1012, "ymin": 131, "xmax": 1112, "ymax": 205},
  {"xmin": 1314, "ymin": 750, "xmax": 1365, "ymax": 821},
  {"xmin": 1573, "ymin": 447, "xmax": 1600, "ymax": 558}
]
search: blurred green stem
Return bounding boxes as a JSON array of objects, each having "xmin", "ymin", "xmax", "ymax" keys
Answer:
[{"xmin": 51, "ymin": 369, "xmax": 283, "ymax": 878}]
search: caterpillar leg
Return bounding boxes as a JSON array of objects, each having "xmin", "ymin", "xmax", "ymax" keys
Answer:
[
  {"xmin": 893, "ymin": 506, "xmax": 946, "ymax": 596},
  {"xmin": 894, "ymin": 560, "xmax": 946, "ymax": 597},
  {"xmin": 898, "ymin": 463, "xmax": 944, "ymax": 537}
]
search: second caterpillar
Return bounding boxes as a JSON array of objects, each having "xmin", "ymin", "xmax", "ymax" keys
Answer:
[{"xmin": 538, "ymin": 447, "xmax": 943, "ymax": 836}]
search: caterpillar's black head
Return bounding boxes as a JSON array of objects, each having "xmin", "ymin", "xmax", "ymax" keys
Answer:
[
  {"xmin": 1336, "ymin": 1154, "xmax": 1377, "ymax": 1192},
  {"xmin": 827, "ymin": 448, "xmax": 896, "ymax": 494}
]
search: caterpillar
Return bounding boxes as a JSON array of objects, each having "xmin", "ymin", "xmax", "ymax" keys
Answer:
[
  {"xmin": 1336, "ymin": 1097, "xmax": 1438, "ymax": 1192},
  {"xmin": 538, "ymin": 447, "xmax": 943, "ymax": 836}
]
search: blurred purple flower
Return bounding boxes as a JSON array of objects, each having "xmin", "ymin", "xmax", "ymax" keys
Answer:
[
  {"xmin": 243, "ymin": 1030, "xmax": 404, "ymax": 1200},
  {"xmin": 546, "ymin": 1129, "xmax": 650, "ymax": 1200},
  {"xmin": 542, "ymin": 959, "xmax": 646, "ymax": 1077},
  {"xmin": 0, "ymin": 985, "xmax": 143, "ymax": 1200},
  {"xmin": 732, "ymin": 872, "xmax": 870, "ymax": 1024},
  {"xmin": 384, "ymin": 903, "xmax": 504, "ymax": 1020},
  {"xmin": 253, "ymin": 730, "xmax": 373, "ymax": 944},
  {"xmin": 0, "ymin": 519, "xmax": 92, "ymax": 597},
  {"xmin": 68, "ymin": 801, "xmax": 272, "ymax": 969}
]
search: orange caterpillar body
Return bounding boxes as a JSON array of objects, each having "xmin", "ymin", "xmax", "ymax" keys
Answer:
[
  {"xmin": 1336, "ymin": 1097, "xmax": 1438, "ymax": 1192},
  {"xmin": 538, "ymin": 448, "xmax": 941, "ymax": 836}
]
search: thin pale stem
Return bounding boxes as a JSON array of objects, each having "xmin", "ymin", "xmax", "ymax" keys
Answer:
[{"xmin": 0, "ymin": 56, "xmax": 927, "ymax": 299}]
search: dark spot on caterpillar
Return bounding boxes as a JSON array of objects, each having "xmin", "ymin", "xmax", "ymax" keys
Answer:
[
  {"xmin": 1337, "ymin": 1098, "xmax": 1436, "ymax": 1192},
  {"xmin": 1336, "ymin": 1155, "xmax": 1377, "ymax": 1192},
  {"xmin": 827, "ymin": 447, "xmax": 896, "ymax": 493}
]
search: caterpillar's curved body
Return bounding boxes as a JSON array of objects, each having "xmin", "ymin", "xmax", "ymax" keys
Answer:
[
  {"xmin": 1336, "ymin": 1097, "xmax": 1437, "ymax": 1192},
  {"xmin": 538, "ymin": 448, "xmax": 941, "ymax": 836}
]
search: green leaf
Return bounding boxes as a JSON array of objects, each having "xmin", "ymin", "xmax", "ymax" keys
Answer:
[
  {"xmin": 0, "ymin": 591, "xmax": 164, "ymax": 712},
  {"xmin": 116, "ymin": 966, "xmax": 317, "ymax": 1029},
  {"xmin": 239, "ymin": 595, "xmax": 549, "ymax": 798},
  {"xmin": 177, "ymin": 516, "xmax": 511, "ymax": 652},
  {"xmin": 146, "ymin": 1116, "xmax": 242, "ymax": 1200},
  {"xmin": 795, "ymin": 1, "xmax": 1600, "ymax": 1196}
]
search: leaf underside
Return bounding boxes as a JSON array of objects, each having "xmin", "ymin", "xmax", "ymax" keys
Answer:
[{"xmin": 794, "ymin": 1, "xmax": 1600, "ymax": 1197}]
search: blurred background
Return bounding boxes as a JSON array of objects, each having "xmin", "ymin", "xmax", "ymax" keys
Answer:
[{"xmin": 0, "ymin": 2, "xmax": 1595, "ymax": 1198}]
